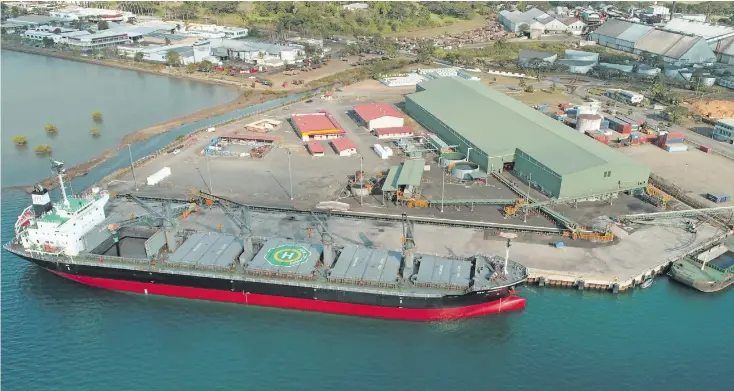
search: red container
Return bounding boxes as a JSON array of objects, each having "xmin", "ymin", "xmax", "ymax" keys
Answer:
[{"xmin": 699, "ymin": 145, "xmax": 712, "ymax": 153}]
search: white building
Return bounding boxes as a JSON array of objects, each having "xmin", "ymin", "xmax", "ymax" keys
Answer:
[
  {"xmin": 353, "ymin": 103, "xmax": 405, "ymax": 131},
  {"xmin": 559, "ymin": 17, "xmax": 586, "ymax": 35},
  {"xmin": 67, "ymin": 31, "xmax": 129, "ymax": 50},
  {"xmin": 22, "ymin": 30, "xmax": 55, "ymax": 41},
  {"xmin": 186, "ymin": 24, "xmax": 248, "ymax": 39},
  {"xmin": 50, "ymin": 7, "xmax": 136, "ymax": 23},
  {"xmin": 498, "ymin": 8, "xmax": 548, "ymax": 33},
  {"xmin": 374, "ymin": 127, "xmax": 415, "ymax": 140},
  {"xmin": 117, "ymin": 44, "xmax": 202, "ymax": 65},
  {"xmin": 343, "ymin": 3, "xmax": 369, "ymax": 11},
  {"xmin": 535, "ymin": 15, "xmax": 568, "ymax": 34},
  {"xmin": 713, "ymin": 118, "xmax": 734, "ymax": 143},
  {"xmin": 606, "ymin": 89, "xmax": 644, "ymax": 104},
  {"xmin": 209, "ymin": 39, "xmax": 298, "ymax": 64},
  {"xmin": 646, "ymin": 5, "xmax": 670, "ymax": 17}
]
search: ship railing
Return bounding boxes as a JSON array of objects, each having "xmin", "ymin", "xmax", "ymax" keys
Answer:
[
  {"xmin": 327, "ymin": 276, "xmax": 398, "ymax": 289},
  {"xmin": 414, "ymin": 282, "xmax": 466, "ymax": 291}
]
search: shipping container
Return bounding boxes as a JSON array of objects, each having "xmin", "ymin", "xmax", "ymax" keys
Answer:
[
  {"xmin": 600, "ymin": 120, "xmax": 609, "ymax": 129},
  {"xmin": 664, "ymin": 138, "xmax": 684, "ymax": 145},
  {"xmin": 699, "ymin": 145, "xmax": 712, "ymax": 153},
  {"xmin": 665, "ymin": 143, "xmax": 688, "ymax": 152},
  {"xmin": 608, "ymin": 117, "xmax": 632, "ymax": 134}
]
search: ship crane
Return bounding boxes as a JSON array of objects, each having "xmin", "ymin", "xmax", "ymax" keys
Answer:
[
  {"xmin": 220, "ymin": 202, "xmax": 254, "ymax": 264},
  {"xmin": 310, "ymin": 211, "xmax": 334, "ymax": 268},
  {"xmin": 50, "ymin": 159, "xmax": 70, "ymax": 207},
  {"xmin": 129, "ymin": 195, "xmax": 180, "ymax": 252},
  {"xmin": 401, "ymin": 213, "xmax": 416, "ymax": 280}
]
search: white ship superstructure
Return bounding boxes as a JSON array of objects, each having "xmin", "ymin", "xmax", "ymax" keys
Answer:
[{"xmin": 14, "ymin": 161, "xmax": 109, "ymax": 256}]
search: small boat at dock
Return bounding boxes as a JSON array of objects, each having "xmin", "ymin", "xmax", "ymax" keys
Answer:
[{"xmin": 640, "ymin": 278, "xmax": 654, "ymax": 289}]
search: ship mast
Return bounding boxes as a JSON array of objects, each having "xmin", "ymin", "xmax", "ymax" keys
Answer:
[
  {"xmin": 51, "ymin": 159, "xmax": 70, "ymax": 207},
  {"xmin": 401, "ymin": 213, "xmax": 416, "ymax": 279},
  {"xmin": 504, "ymin": 239, "xmax": 511, "ymax": 275}
]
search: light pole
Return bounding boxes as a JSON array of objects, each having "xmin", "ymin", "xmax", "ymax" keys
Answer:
[
  {"xmin": 440, "ymin": 157, "xmax": 445, "ymax": 213},
  {"xmin": 127, "ymin": 144, "xmax": 139, "ymax": 191},
  {"xmin": 205, "ymin": 151, "xmax": 213, "ymax": 195},
  {"xmin": 466, "ymin": 146, "xmax": 473, "ymax": 163},
  {"xmin": 287, "ymin": 150, "xmax": 293, "ymax": 201},
  {"xmin": 359, "ymin": 156, "xmax": 364, "ymax": 206},
  {"xmin": 524, "ymin": 173, "xmax": 531, "ymax": 223}
]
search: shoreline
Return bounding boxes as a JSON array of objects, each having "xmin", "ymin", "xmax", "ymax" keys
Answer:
[{"xmin": 2, "ymin": 46, "xmax": 307, "ymax": 193}]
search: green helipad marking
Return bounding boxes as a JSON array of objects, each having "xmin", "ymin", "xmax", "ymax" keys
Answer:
[{"xmin": 266, "ymin": 245, "xmax": 311, "ymax": 267}]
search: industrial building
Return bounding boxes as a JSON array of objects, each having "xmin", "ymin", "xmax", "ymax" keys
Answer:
[
  {"xmin": 590, "ymin": 19, "xmax": 717, "ymax": 65},
  {"xmin": 219, "ymin": 133, "xmax": 277, "ymax": 145},
  {"xmin": 291, "ymin": 112, "xmax": 346, "ymax": 142},
  {"xmin": 374, "ymin": 127, "xmax": 415, "ymax": 140},
  {"xmin": 330, "ymin": 138, "xmax": 357, "ymax": 157},
  {"xmin": 307, "ymin": 141, "xmax": 325, "ymax": 157},
  {"xmin": 404, "ymin": 77, "xmax": 650, "ymax": 200},
  {"xmin": 381, "ymin": 159, "xmax": 426, "ymax": 206},
  {"xmin": 661, "ymin": 18, "xmax": 734, "ymax": 65},
  {"xmin": 353, "ymin": 103, "xmax": 405, "ymax": 130}
]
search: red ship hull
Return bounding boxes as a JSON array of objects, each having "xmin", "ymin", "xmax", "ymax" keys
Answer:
[{"xmin": 51, "ymin": 271, "xmax": 526, "ymax": 321}]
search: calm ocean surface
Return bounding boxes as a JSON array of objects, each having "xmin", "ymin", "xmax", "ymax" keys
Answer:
[{"xmin": 2, "ymin": 52, "xmax": 732, "ymax": 391}]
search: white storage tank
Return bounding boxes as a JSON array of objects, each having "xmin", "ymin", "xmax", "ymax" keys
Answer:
[
  {"xmin": 576, "ymin": 114, "xmax": 603, "ymax": 133},
  {"xmin": 146, "ymin": 167, "xmax": 171, "ymax": 186}
]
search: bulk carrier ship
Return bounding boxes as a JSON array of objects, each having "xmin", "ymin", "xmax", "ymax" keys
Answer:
[{"xmin": 4, "ymin": 161, "xmax": 528, "ymax": 321}]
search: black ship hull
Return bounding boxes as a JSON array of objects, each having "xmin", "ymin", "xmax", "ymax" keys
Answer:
[{"xmin": 18, "ymin": 254, "xmax": 526, "ymax": 321}]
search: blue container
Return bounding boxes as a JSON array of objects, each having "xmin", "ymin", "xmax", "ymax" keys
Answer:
[
  {"xmin": 665, "ymin": 138, "xmax": 684, "ymax": 144},
  {"xmin": 601, "ymin": 120, "xmax": 609, "ymax": 129}
]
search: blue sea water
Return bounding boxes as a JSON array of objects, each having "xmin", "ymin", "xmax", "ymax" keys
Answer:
[{"xmin": 2, "ymin": 55, "xmax": 733, "ymax": 391}]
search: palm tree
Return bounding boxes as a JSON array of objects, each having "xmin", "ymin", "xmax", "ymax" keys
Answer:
[
  {"xmin": 92, "ymin": 111, "xmax": 103, "ymax": 122},
  {"xmin": 90, "ymin": 128, "xmax": 101, "ymax": 137},
  {"xmin": 44, "ymin": 123, "xmax": 57, "ymax": 133},
  {"xmin": 12, "ymin": 135, "xmax": 28, "ymax": 145}
]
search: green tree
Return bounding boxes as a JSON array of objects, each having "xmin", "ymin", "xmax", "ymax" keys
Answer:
[
  {"xmin": 549, "ymin": 82, "xmax": 557, "ymax": 92},
  {"xmin": 165, "ymin": 37, "xmax": 171, "ymax": 45},
  {"xmin": 90, "ymin": 128, "xmax": 101, "ymax": 137},
  {"xmin": 663, "ymin": 104, "xmax": 689, "ymax": 125},
  {"xmin": 42, "ymin": 37, "xmax": 55, "ymax": 48},
  {"xmin": 34, "ymin": 145, "xmax": 53, "ymax": 155},
  {"xmin": 134, "ymin": 52, "xmax": 144, "ymax": 62},
  {"xmin": 185, "ymin": 63, "xmax": 197, "ymax": 73},
  {"xmin": 92, "ymin": 111, "xmax": 103, "ymax": 122},
  {"xmin": 199, "ymin": 60, "xmax": 213, "ymax": 72},
  {"xmin": 44, "ymin": 124, "xmax": 57, "ymax": 133},
  {"xmin": 518, "ymin": 24, "xmax": 530, "ymax": 35},
  {"xmin": 166, "ymin": 51, "xmax": 181, "ymax": 67},
  {"xmin": 12, "ymin": 136, "xmax": 28, "ymax": 145},
  {"xmin": 518, "ymin": 78, "xmax": 527, "ymax": 88},
  {"xmin": 175, "ymin": 134, "xmax": 186, "ymax": 141},
  {"xmin": 97, "ymin": 20, "xmax": 109, "ymax": 30},
  {"xmin": 416, "ymin": 41, "xmax": 435, "ymax": 65}
]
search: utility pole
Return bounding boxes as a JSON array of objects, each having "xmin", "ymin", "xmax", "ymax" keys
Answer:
[
  {"xmin": 440, "ymin": 157, "xmax": 445, "ymax": 213},
  {"xmin": 359, "ymin": 156, "xmax": 364, "ymax": 206},
  {"xmin": 127, "ymin": 144, "xmax": 138, "ymax": 191},
  {"xmin": 524, "ymin": 173, "xmax": 531, "ymax": 223},
  {"xmin": 205, "ymin": 151, "xmax": 213, "ymax": 195},
  {"xmin": 287, "ymin": 150, "xmax": 293, "ymax": 201}
]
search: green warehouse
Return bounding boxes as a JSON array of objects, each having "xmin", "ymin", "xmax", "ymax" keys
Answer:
[{"xmin": 404, "ymin": 77, "xmax": 650, "ymax": 200}]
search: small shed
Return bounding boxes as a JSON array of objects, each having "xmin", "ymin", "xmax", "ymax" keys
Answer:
[
  {"xmin": 373, "ymin": 126, "xmax": 415, "ymax": 140},
  {"xmin": 307, "ymin": 141, "xmax": 325, "ymax": 157},
  {"xmin": 330, "ymin": 138, "xmax": 357, "ymax": 156}
]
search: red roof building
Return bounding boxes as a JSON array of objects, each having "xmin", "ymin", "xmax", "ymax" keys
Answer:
[
  {"xmin": 307, "ymin": 141, "xmax": 325, "ymax": 156},
  {"xmin": 330, "ymin": 138, "xmax": 357, "ymax": 156},
  {"xmin": 291, "ymin": 112, "xmax": 345, "ymax": 141},
  {"xmin": 374, "ymin": 126, "xmax": 415, "ymax": 139},
  {"xmin": 353, "ymin": 103, "xmax": 405, "ymax": 131}
]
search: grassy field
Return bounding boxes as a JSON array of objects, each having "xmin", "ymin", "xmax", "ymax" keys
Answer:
[{"xmin": 384, "ymin": 15, "xmax": 488, "ymax": 38}]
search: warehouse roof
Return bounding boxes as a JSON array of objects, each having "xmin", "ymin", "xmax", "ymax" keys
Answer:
[
  {"xmin": 634, "ymin": 29, "xmax": 705, "ymax": 59},
  {"xmin": 353, "ymin": 103, "xmax": 404, "ymax": 121},
  {"xmin": 593, "ymin": 18, "xmax": 636, "ymax": 38},
  {"xmin": 663, "ymin": 18, "xmax": 734, "ymax": 40},
  {"xmin": 616, "ymin": 23, "xmax": 654, "ymax": 42},
  {"xmin": 307, "ymin": 141, "xmax": 324, "ymax": 154},
  {"xmin": 330, "ymin": 138, "xmax": 356, "ymax": 152},
  {"xmin": 292, "ymin": 113, "xmax": 340, "ymax": 132},
  {"xmin": 382, "ymin": 159, "xmax": 425, "ymax": 192},
  {"xmin": 407, "ymin": 77, "xmax": 643, "ymax": 177}
]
